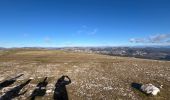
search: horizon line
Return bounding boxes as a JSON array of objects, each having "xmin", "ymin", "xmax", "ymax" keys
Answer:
[{"xmin": 1, "ymin": 45, "xmax": 170, "ymax": 49}]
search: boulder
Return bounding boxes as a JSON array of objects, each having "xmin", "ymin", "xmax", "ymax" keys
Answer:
[{"xmin": 140, "ymin": 83, "xmax": 160, "ymax": 95}]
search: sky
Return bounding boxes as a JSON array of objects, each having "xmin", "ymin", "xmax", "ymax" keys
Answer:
[{"xmin": 0, "ymin": 0, "xmax": 170, "ymax": 47}]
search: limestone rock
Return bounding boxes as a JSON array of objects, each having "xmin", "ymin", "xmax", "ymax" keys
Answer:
[{"xmin": 141, "ymin": 84, "xmax": 160, "ymax": 95}]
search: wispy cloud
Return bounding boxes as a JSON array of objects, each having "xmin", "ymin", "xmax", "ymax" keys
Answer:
[
  {"xmin": 129, "ymin": 38, "xmax": 146, "ymax": 43},
  {"xmin": 166, "ymin": 40, "xmax": 170, "ymax": 43},
  {"xmin": 130, "ymin": 33, "xmax": 170, "ymax": 45},
  {"xmin": 82, "ymin": 25, "xmax": 87, "ymax": 28},
  {"xmin": 149, "ymin": 34, "xmax": 170, "ymax": 43},
  {"xmin": 44, "ymin": 36, "xmax": 51, "ymax": 43},
  {"xmin": 23, "ymin": 33, "xmax": 29, "ymax": 37},
  {"xmin": 88, "ymin": 28, "xmax": 98, "ymax": 35},
  {"xmin": 76, "ymin": 25, "xmax": 98, "ymax": 35}
]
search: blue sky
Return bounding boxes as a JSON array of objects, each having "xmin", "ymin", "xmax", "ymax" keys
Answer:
[{"xmin": 0, "ymin": 0, "xmax": 170, "ymax": 47}]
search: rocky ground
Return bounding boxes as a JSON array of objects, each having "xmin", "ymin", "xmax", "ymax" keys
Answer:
[{"xmin": 0, "ymin": 49, "xmax": 170, "ymax": 100}]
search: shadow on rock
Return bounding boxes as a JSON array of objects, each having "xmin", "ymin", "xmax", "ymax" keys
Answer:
[
  {"xmin": 131, "ymin": 82, "xmax": 148, "ymax": 95},
  {"xmin": 53, "ymin": 75, "xmax": 71, "ymax": 100},
  {"xmin": 30, "ymin": 77, "xmax": 48, "ymax": 100},
  {"xmin": 131, "ymin": 82, "xmax": 142, "ymax": 90},
  {"xmin": 0, "ymin": 74, "xmax": 24, "ymax": 90},
  {"xmin": 0, "ymin": 79, "xmax": 31, "ymax": 100}
]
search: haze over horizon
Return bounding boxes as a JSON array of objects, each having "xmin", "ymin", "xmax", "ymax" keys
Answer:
[{"xmin": 0, "ymin": 0, "xmax": 170, "ymax": 47}]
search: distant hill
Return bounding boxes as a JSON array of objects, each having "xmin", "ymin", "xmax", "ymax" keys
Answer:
[
  {"xmin": 1, "ymin": 46, "xmax": 170, "ymax": 61},
  {"xmin": 61, "ymin": 47, "xmax": 170, "ymax": 61},
  {"xmin": 0, "ymin": 47, "xmax": 6, "ymax": 50}
]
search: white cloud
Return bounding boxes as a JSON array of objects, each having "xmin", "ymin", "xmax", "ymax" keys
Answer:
[
  {"xmin": 130, "ymin": 33, "xmax": 170, "ymax": 45},
  {"xmin": 149, "ymin": 34, "xmax": 170, "ymax": 43}
]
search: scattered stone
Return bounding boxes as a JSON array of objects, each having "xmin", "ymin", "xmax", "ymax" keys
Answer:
[
  {"xmin": 141, "ymin": 84, "xmax": 160, "ymax": 96},
  {"xmin": 46, "ymin": 89, "xmax": 53, "ymax": 94},
  {"xmin": 103, "ymin": 86, "xmax": 113, "ymax": 90},
  {"xmin": 159, "ymin": 85, "xmax": 163, "ymax": 89},
  {"xmin": 29, "ymin": 77, "xmax": 34, "ymax": 80},
  {"xmin": 38, "ymin": 77, "xmax": 42, "ymax": 79},
  {"xmin": 64, "ymin": 63, "xmax": 68, "ymax": 65},
  {"xmin": 0, "ymin": 77, "xmax": 4, "ymax": 81}
]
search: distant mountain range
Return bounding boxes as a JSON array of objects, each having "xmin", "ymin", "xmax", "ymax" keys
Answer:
[
  {"xmin": 1, "ymin": 46, "xmax": 170, "ymax": 61},
  {"xmin": 0, "ymin": 47, "xmax": 6, "ymax": 50},
  {"xmin": 60, "ymin": 47, "xmax": 170, "ymax": 61}
]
